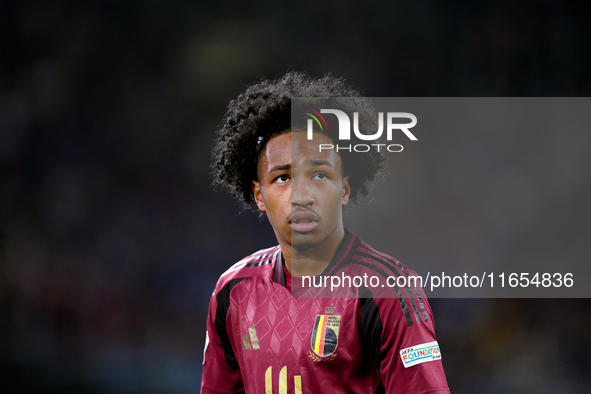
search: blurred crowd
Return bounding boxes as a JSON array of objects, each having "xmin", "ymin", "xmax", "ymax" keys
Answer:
[{"xmin": 1, "ymin": 0, "xmax": 590, "ymax": 392}]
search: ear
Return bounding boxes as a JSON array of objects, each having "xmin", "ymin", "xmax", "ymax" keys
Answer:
[
  {"xmin": 252, "ymin": 180, "xmax": 266, "ymax": 212},
  {"xmin": 341, "ymin": 176, "xmax": 351, "ymax": 206}
]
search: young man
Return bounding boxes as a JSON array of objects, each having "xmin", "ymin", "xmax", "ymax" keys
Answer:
[{"xmin": 202, "ymin": 72, "xmax": 449, "ymax": 393}]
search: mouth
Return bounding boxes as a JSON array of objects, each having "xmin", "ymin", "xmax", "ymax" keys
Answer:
[{"xmin": 289, "ymin": 210, "xmax": 319, "ymax": 233}]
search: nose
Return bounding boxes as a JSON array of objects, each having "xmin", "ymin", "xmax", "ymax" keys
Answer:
[{"xmin": 291, "ymin": 179, "xmax": 314, "ymax": 207}]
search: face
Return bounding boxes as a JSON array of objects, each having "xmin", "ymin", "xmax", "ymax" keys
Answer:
[{"xmin": 252, "ymin": 131, "xmax": 350, "ymax": 250}]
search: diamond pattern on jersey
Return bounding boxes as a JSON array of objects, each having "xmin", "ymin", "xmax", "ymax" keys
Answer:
[
  {"xmin": 318, "ymin": 378, "xmax": 340, "ymax": 394},
  {"xmin": 279, "ymin": 347, "xmax": 298, "ymax": 369},
  {"xmin": 208, "ymin": 230, "xmax": 448, "ymax": 393},
  {"xmin": 289, "ymin": 296, "xmax": 311, "ymax": 318},
  {"xmin": 272, "ymin": 289, "xmax": 289, "ymax": 308},
  {"xmin": 251, "ymin": 289, "xmax": 270, "ymax": 309},
  {"xmin": 225, "ymin": 252, "xmax": 380, "ymax": 392},
  {"xmin": 275, "ymin": 314, "xmax": 296, "ymax": 341},
  {"xmin": 253, "ymin": 316, "xmax": 271, "ymax": 342},
  {"xmin": 296, "ymin": 319, "xmax": 312, "ymax": 341}
]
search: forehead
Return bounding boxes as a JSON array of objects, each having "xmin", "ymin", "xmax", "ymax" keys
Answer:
[{"xmin": 259, "ymin": 131, "xmax": 342, "ymax": 171}]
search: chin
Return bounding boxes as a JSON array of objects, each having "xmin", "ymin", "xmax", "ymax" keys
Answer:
[{"xmin": 289, "ymin": 232, "xmax": 321, "ymax": 248}]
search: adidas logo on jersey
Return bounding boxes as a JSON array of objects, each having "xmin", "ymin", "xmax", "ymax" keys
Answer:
[{"xmin": 241, "ymin": 324, "xmax": 260, "ymax": 350}]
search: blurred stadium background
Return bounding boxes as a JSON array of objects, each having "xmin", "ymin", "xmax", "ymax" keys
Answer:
[{"xmin": 1, "ymin": 0, "xmax": 590, "ymax": 392}]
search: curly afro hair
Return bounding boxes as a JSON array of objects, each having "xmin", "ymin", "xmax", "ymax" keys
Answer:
[{"xmin": 212, "ymin": 71, "xmax": 386, "ymax": 211}]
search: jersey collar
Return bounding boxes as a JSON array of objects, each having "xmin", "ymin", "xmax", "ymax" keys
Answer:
[{"xmin": 272, "ymin": 228, "xmax": 359, "ymax": 287}]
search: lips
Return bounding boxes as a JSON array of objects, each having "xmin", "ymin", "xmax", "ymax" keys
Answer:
[{"xmin": 289, "ymin": 210, "xmax": 319, "ymax": 233}]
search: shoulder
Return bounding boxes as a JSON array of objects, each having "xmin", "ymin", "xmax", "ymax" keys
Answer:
[
  {"xmin": 349, "ymin": 238, "xmax": 419, "ymax": 280},
  {"xmin": 212, "ymin": 245, "xmax": 281, "ymax": 296},
  {"xmin": 346, "ymin": 236, "xmax": 431, "ymax": 326}
]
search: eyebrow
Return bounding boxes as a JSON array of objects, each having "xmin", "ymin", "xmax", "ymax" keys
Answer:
[
  {"xmin": 268, "ymin": 160, "xmax": 334, "ymax": 174},
  {"xmin": 269, "ymin": 163, "xmax": 291, "ymax": 173},
  {"xmin": 306, "ymin": 159, "xmax": 334, "ymax": 168}
]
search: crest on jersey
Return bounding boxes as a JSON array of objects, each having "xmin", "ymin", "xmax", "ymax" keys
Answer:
[{"xmin": 310, "ymin": 315, "xmax": 340, "ymax": 357}]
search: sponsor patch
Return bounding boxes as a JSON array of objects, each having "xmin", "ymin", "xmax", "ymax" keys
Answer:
[{"xmin": 399, "ymin": 341, "xmax": 441, "ymax": 368}]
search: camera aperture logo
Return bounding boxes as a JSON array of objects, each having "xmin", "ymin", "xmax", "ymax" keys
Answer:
[
  {"xmin": 303, "ymin": 108, "xmax": 329, "ymax": 132},
  {"xmin": 304, "ymin": 108, "xmax": 417, "ymax": 153}
]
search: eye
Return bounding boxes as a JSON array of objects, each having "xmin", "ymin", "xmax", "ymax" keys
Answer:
[
  {"xmin": 313, "ymin": 172, "xmax": 328, "ymax": 180},
  {"xmin": 275, "ymin": 174, "xmax": 290, "ymax": 183}
]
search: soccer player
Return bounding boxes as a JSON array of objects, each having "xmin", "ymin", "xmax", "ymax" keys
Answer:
[{"xmin": 202, "ymin": 72, "xmax": 450, "ymax": 393}]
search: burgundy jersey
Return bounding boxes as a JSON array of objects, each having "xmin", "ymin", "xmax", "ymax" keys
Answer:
[{"xmin": 201, "ymin": 229, "xmax": 450, "ymax": 394}]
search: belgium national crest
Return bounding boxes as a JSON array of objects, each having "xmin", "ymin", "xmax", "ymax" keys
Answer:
[{"xmin": 310, "ymin": 315, "xmax": 341, "ymax": 357}]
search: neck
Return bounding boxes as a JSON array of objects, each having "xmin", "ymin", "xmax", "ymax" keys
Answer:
[{"xmin": 281, "ymin": 227, "xmax": 345, "ymax": 277}]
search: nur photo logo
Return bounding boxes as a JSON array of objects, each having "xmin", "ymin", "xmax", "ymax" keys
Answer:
[{"xmin": 303, "ymin": 107, "xmax": 418, "ymax": 153}]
